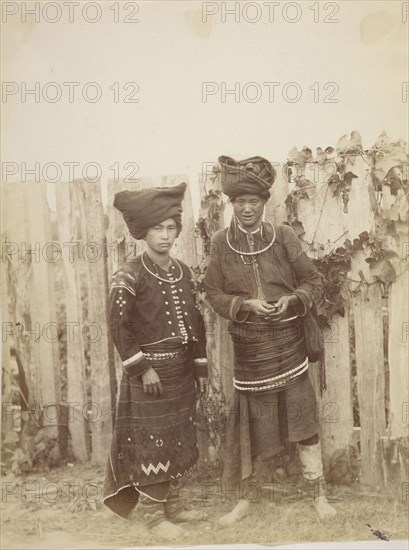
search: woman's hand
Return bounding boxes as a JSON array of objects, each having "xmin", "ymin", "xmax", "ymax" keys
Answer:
[
  {"xmin": 266, "ymin": 295, "xmax": 299, "ymax": 321},
  {"xmin": 241, "ymin": 299, "xmax": 276, "ymax": 316},
  {"xmin": 196, "ymin": 377, "xmax": 209, "ymax": 398},
  {"xmin": 141, "ymin": 367, "xmax": 163, "ymax": 396}
]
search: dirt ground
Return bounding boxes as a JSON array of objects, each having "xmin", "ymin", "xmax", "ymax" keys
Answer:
[{"xmin": 1, "ymin": 461, "xmax": 408, "ymax": 549}]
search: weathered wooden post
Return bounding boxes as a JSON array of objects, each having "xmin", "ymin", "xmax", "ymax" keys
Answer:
[
  {"xmin": 76, "ymin": 179, "xmax": 113, "ymax": 464},
  {"xmin": 289, "ymin": 156, "xmax": 356, "ymax": 473},
  {"xmin": 24, "ymin": 183, "xmax": 60, "ymax": 438},
  {"xmin": 1, "ymin": 183, "xmax": 39, "ymax": 468},
  {"xmin": 347, "ymin": 155, "xmax": 387, "ymax": 486},
  {"xmin": 351, "ymin": 272, "xmax": 386, "ymax": 486},
  {"xmin": 381, "ymin": 179, "xmax": 409, "ymax": 482},
  {"xmin": 1, "ymin": 184, "xmax": 18, "ymax": 446},
  {"xmin": 55, "ymin": 182, "xmax": 90, "ymax": 461},
  {"xmin": 196, "ymin": 170, "xmax": 234, "ymax": 474}
]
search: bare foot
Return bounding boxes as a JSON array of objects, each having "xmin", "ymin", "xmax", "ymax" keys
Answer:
[
  {"xmin": 171, "ymin": 509, "xmax": 208, "ymax": 523},
  {"xmin": 218, "ymin": 500, "xmax": 250, "ymax": 527},
  {"xmin": 151, "ymin": 519, "xmax": 184, "ymax": 541},
  {"xmin": 314, "ymin": 497, "xmax": 337, "ymax": 519}
]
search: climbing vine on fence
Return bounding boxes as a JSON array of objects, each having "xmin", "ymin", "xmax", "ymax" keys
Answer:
[
  {"xmin": 284, "ymin": 132, "xmax": 408, "ymax": 323},
  {"xmin": 194, "ymin": 133, "xmax": 408, "ymax": 325},
  {"xmin": 193, "ymin": 170, "xmax": 225, "ymax": 293}
]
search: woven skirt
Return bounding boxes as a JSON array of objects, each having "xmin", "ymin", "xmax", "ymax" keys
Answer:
[
  {"xmin": 223, "ymin": 316, "xmax": 318, "ymax": 484},
  {"xmin": 231, "ymin": 315, "xmax": 307, "ymax": 392},
  {"xmin": 103, "ymin": 342, "xmax": 198, "ymax": 519}
]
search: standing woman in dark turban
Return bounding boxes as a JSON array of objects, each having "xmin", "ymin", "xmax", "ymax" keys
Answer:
[
  {"xmin": 103, "ymin": 182, "xmax": 208, "ymax": 541},
  {"xmin": 203, "ymin": 156, "xmax": 337, "ymax": 526}
]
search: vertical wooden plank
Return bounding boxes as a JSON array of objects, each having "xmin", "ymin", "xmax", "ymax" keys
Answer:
[
  {"xmin": 17, "ymin": 185, "xmax": 40, "ymax": 407},
  {"xmin": 2, "ymin": 183, "xmax": 37, "ymax": 457},
  {"xmin": 319, "ymin": 312, "xmax": 355, "ymax": 463},
  {"xmin": 380, "ymin": 185, "xmax": 409, "ymax": 447},
  {"xmin": 351, "ymin": 270, "xmax": 386, "ymax": 486},
  {"xmin": 387, "ymin": 221, "xmax": 409, "ymax": 439},
  {"xmin": 77, "ymin": 179, "xmax": 113, "ymax": 464},
  {"xmin": 55, "ymin": 182, "xmax": 90, "ymax": 461},
  {"xmin": 1, "ymin": 345, "xmax": 14, "ymax": 441},
  {"xmin": 198, "ymin": 171, "xmax": 234, "ymax": 400},
  {"xmin": 196, "ymin": 171, "xmax": 234, "ymax": 473},
  {"xmin": 1, "ymin": 185, "xmax": 14, "ymax": 444},
  {"xmin": 345, "ymin": 156, "xmax": 386, "ymax": 485},
  {"xmin": 296, "ymin": 160, "xmax": 355, "ymax": 468},
  {"xmin": 24, "ymin": 182, "xmax": 59, "ymax": 437}
]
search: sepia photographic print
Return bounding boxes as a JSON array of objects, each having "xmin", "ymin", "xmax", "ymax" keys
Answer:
[{"xmin": 1, "ymin": 1, "xmax": 408, "ymax": 549}]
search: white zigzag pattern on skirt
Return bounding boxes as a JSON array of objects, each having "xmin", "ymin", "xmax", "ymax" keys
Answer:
[{"xmin": 141, "ymin": 460, "xmax": 171, "ymax": 476}]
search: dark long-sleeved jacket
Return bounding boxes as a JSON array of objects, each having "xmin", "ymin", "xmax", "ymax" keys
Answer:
[
  {"xmin": 203, "ymin": 222, "xmax": 322, "ymax": 324},
  {"xmin": 109, "ymin": 254, "xmax": 207, "ymax": 379}
]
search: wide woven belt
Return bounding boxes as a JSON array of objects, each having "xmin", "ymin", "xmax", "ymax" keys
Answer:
[
  {"xmin": 145, "ymin": 350, "xmax": 183, "ymax": 361},
  {"xmin": 242, "ymin": 314, "xmax": 299, "ymax": 326}
]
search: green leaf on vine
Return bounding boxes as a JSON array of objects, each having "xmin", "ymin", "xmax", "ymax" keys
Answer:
[
  {"xmin": 292, "ymin": 220, "xmax": 305, "ymax": 237},
  {"xmin": 335, "ymin": 131, "xmax": 363, "ymax": 156},
  {"xmin": 328, "ymin": 170, "xmax": 358, "ymax": 213},
  {"xmin": 369, "ymin": 132, "xmax": 408, "ymax": 192},
  {"xmin": 282, "ymin": 132, "xmax": 408, "ymax": 323},
  {"xmin": 288, "ymin": 146, "xmax": 313, "ymax": 169},
  {"xmin": 366, "ymin": 258, "xmax": 396, "ymax": 284}
]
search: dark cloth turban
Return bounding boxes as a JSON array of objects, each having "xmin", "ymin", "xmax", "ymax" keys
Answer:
[
  {"xmin": 113, "ymin": 182, "xmax": 186, "ymax": 240},
  {"xmin": 217, "ymin": 155, "xmax": 276, "ymax": 200}
]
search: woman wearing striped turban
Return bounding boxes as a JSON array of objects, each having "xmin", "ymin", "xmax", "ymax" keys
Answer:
[{"xmin": 204, "ymin": 156, "xmax": 336, "ymax": 525}]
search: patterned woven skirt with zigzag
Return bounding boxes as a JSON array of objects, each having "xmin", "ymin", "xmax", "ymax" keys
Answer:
[{"xmin": 103, "ymin": 346, "xmax": 198, "ymax": 519}]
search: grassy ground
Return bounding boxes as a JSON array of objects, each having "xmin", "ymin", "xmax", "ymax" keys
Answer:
[{"xmin": 1, "ymin": 461, "xmax": 408, "ymax": 549}]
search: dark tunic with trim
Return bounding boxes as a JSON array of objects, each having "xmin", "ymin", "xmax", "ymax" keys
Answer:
[
  {"xmin": 204, "ymin": 223, "xmax": 322, "ymax": 325},
  {"xmin": 103, "ymin": 253, "xmax": 207, "ymax": 519},
  {"xmin": 109, "ymin": 253, "xmax": 207, "ymax": 378},
  {"xmin": 203, "ymin": 222, "xmax": 322, "ymax": 482}
]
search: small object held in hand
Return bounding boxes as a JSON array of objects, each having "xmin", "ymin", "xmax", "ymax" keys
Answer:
[{"xmin": 266, "ymin": 300, "xmax": 278, "ymax": 310}]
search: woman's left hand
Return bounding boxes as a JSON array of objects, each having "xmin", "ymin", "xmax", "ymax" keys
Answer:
[
  {"xmin": 196, "ymin": 377, "xmax": 209, "ymax": 398},
  {"xmin": 265, "ymin": 295, "xmax": 299, "ymax": 321}
]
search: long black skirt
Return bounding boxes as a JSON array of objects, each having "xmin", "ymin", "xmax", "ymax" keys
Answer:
[{"xmin": 103, "ymin": 344, "xmax": 198, "ymax": 519}]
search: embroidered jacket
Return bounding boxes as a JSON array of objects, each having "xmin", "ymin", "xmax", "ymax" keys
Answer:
[
  {"xmin": 203, "ymin": 222, "xmax": 323, "ymax": 324},
  {"xmin": 109, "ymin": 253, "xmax": 207, "ymax": 379}
]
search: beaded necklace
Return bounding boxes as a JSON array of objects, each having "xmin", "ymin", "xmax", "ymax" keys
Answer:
[
  {"xmin": 141, "ymin": 252, "xmax": 184, "ymax": 283},
  {"xmin": 226, "ymin": 221, "xmax": 276, "ymax": 257}
]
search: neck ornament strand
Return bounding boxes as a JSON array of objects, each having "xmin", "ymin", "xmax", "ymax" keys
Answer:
[
  {"xmin": 141, "ymin": 253, "xmax": 183, "ymax": 283},
  {"xmin": 226, "ymin": 223, "xmax": 276, "ymax": 256}
]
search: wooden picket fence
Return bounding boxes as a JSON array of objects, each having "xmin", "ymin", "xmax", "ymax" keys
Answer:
[
  {"xmin": 264, "ymin": 151, "xmax": 409, "ymax": 487},
  {"xmin": 1, "ymin": 137, "xmax": 408, "ymax": 487}
]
